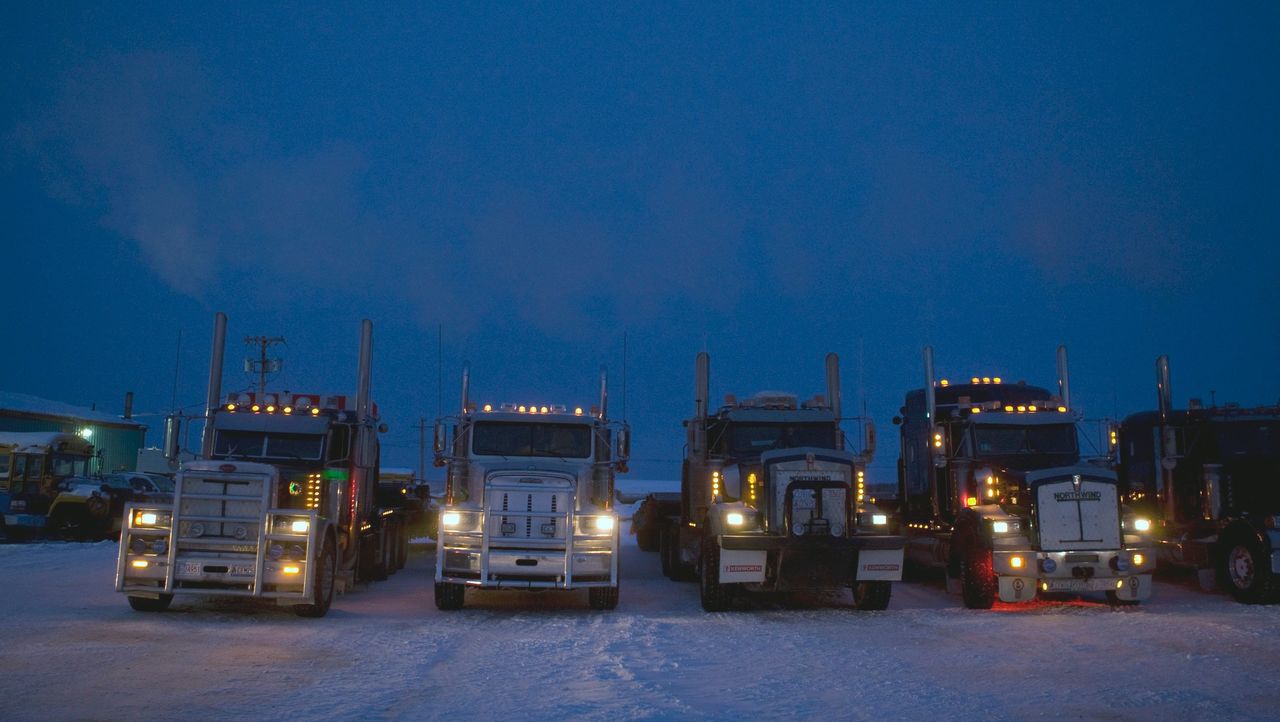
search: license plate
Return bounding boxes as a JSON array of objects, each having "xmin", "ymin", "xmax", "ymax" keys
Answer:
[
  {"xmin": 231, "ymin": 564, "xmax": 254, "ymax": 576},
  {"xmin": 181, "ymin": 562, "xmax": 254, "ymax": 576},
  {"xmin": 1044, "ymin": 579, "xmax": 1087, "ymax": 592},
  {"xmin": 182, "ymin": 562, "xmax": 201, "ymax": 575}
]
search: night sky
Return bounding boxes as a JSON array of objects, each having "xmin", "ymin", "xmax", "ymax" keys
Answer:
[{"xmin": 4, "ymin": 3, "xmax": 1277, "ymax": 481}]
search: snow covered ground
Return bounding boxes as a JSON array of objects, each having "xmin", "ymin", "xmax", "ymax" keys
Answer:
[{"xmin": 1, "ymin": 482, "xmax": 1278, "ymax": 721}]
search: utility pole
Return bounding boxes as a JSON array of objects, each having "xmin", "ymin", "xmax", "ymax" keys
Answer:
[{"xmin": 244, "ymin": 335, "xmax": 285, "ymax": 397}]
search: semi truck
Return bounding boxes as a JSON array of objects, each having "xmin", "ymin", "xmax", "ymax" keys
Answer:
[
  {"xmin": 659, "ymin": 352, "xmax": 904, "ymax": 612},
  {"xmin": 894, "ymin": 346, "xmax": 1152, "ymax": 608},
  {"xmin": 1112, "ymin": 356, "xmax": 1280, "ymax": 603},
  {"xmin": 432, "ymin": 364, "xmax": 629, "ymax": 610},
  {"xmin": 116, "ymin": 313, "xmax": 409, "ymax": 617}
]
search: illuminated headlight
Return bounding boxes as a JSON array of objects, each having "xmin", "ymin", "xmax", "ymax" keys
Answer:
[
  {"xmin": 136, "ymin": 511, "xmax": 159, "ymax": 526},
  {"xmin": 290, "ymin": 519, "xmax": 310, "ymax": 534},
  {"xmin": 131, "ymin": 560, "xmax": 149, "ymax": 569},
  {"xmin": 1010, "ymin": 555, "xmax": 1024, "ymax": 569},
  {"xmin": 992, "ymin": 521, "xmax": 1009, "ymax": 534},
  {"xmin": 594, "ymin": 516, "xmax": 615, "ymax": 532},
  {"xmin": 871, "ymin": 514, "xmax": 888, "ymax": 526},
  {"xmin": 725, "ymin": 512, "xmax": 745, "ymax": 527},
  {"xmin": 1132, "ymin": 552, "xmax": 1146, "ymax": 567},
  {"xmin": 1133, "ymin": 518, "xmax": 1151, "ymax": 532},
  {"xmin": 442, "ymin": 511, "xmax": 462, "ymax": 528}
]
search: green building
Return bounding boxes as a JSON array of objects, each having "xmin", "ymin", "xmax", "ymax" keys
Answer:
[{"xmin": 0, "ymin": 392, "xmax": 146, "ymax": 473}]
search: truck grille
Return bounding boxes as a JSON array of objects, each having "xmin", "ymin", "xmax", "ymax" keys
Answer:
[
  {"xmin": 1036, "ymin": 475, "xmax": 1121, "ymax": 551},
  {"xmin": 176, "ymin": 475, "xmax": 267, "ymax": 547}
]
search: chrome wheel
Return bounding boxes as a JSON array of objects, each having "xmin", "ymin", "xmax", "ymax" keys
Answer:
[{"xmin": 1228, "ymin": 544, "xmax": 1256, "ymax": 591}]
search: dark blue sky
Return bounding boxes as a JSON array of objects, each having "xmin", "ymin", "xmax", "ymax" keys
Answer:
[{"xmin": 4, "ymin": 3, "xmax": 1278, "ymax": 479}]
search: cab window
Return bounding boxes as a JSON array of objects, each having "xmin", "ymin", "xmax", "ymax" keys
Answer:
[{"xmin": 27, "ymin": 456, "xmax": 44, "ymax": 480}]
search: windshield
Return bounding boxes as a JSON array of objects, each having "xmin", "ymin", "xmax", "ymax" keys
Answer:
[
  {"xmin": 726, "ymin": 423, "xmax": 836, "ymax": 456},
  {"xmin": 472, "ymin": 422, "xmax": 592, "ymax": 459},
  {"xmin": 51, "ymin": 454, "xmax": 90, "ymax": 478},
  {"xmin": 214, "ymin": 430, "xmax": 325, "ymax": 461},
  {"xmin": 1214, "ymin": 421, "xmax": 1280, "ymax": 459},
  {"xmin": 972, "ymin": 423, "xmax": 1078, "ymax": 456}
]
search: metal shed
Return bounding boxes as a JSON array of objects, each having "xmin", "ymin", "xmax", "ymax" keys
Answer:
[{"xmin": 0, "ymin": 392, "xmax": 146, "ymax": 473}]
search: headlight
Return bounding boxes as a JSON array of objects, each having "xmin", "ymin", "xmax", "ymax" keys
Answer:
[
  {"xmin": 992, "ymin": 521, "xmax": 1009, "ymax": 534},
  {"xmin": 290, "ymin": 519, "xmax": 310, "ymax": 534},
  {"xmin": 442, "ymin": 511, "xmax": 462, "ymax": 528},
  {"xmin": 1132, "ymin": 552, "xmax": 1146, "ymax": 567},
  {"xmin": 725, "ymin": 512, "xmax": 745, "ymax": 527},
  {"xmin": 137, "ymin": 512, "xmax": 158, "ymax": 526},
  {"xmin": 594, "ymin": 515, "xmax": 615, "ymax": 532},
  {"xmin": 871, "ymin": 514, "xmax": 888, "ymax": 526},
  {"xmin": 1133, "ymin": 518, "xmax": 1151, "ymax": 532}
]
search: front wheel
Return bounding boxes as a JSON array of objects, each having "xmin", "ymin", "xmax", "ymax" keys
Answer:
[
  {"xmin": 434, "ymin": 581, "xmax": 465, "ymax": 610},
  {"xmin": 699, "ymin": 537, "xmax": 732, "ymax": 612},
  {"xmin": 960, "ymin": 550, "xmax": 997, "ymax": 610},
  {"xmin": 1220, "ymin": 535, "xmax": 1279, "ymax": 604},
  {"xmin": 294, "ymin": 538, "xmax": 336, "ymax": 618},
  {"xmin": 127, "ymin": 594, "xmax": 173, "ymax": 612},
  {"xmin": 589, "ymin": 586, "xmax": 619, "ymax": 610},
  {"xmin": 852, "ymin": 581, "xmax": 892, "ymax": 611}
]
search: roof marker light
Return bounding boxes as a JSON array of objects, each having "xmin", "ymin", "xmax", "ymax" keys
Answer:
[
  {"xmin": 1005, "ymin": 405, "xmax": 1014, "ymax": 412},
  {"xmin": 993, "ymin": 377, "xmax": 1002, "ymax": 384},
  {"xmin": 226, "ymin": 403, "xmax": 236, "ymax": 411},
  {"xmin": 310, "ymin": 407, "xmax": 320, "ymax": 415},
  {"xmin": 982, "ymin": 377, "xmax": 991, "ymax": 384},
  {"xmin": 1058, "ymin": 406, "xmax": 1067, "ymax": 413},
  {"xmin": 940, "ymin": 379, "xmax": 949, "ymax": 387},
  {"xmin": 574, "ymin": 407, "xmax": 583, "ymax": 416},
  {"xmin": 251, "ymin": 404, "xmax": 261, "ymax": 413},
  {"xmin": 483, "ymin": 404, "xmax": 492, "ymax": 412},
  {"xmin": 971, "ymin": 377, "xmax": 980, "ymax": 384}
]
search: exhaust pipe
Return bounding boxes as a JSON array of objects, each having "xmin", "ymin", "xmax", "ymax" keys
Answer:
[
  {"xmin": 695, "ymin": 352, "xmax": 710, "ymax": 419},
  {"xmin": 1156, "ymin": 355, "xmax": 1172, "ymax": 423},
  {"xmin": 825, "ymin": 353, "xmax": 841, "ymax": 419},
  {"xmin": 460, "ymin": 361, "xmax": 471, "ymax": 413},
  {"xmin": 923, "ymin": 346, "xmax": 937, "ymax": 423},
  {"xmin": 1056, "ymin": 345, "xmax": 1071, "ymax": 410},
  {"xmin": 356, "ymin": 319, "xmax": 373, "ymax": 423},
  {"xmin": 599, "ymin": 366, "xmax": 609, "ymax": 419},
  {"xmin": 200, "ymin": 312, "xmax": 227, "ymax": 457}
]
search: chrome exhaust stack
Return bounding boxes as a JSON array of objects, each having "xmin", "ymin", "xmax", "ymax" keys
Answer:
[
  {"xmin": 1156, "ymin": 355, "xmax": 1172, "ymax": 423},
  {"xmin": 923, "ymin": 346, "xmax": 937, "ymax": 424},
  {"xmin": 200, "ymin": 312, "xmax": 227, "ymax": 458},
  {"xmin": 599, "ymin": 365, "xmax": 609, "ymax": 420},
  {"xmin": 826, "ymin": 353, "xmax": 842, "ymax": 419},
  {"xmin": 356, "ymin": 319, "xmax": 373, "ymax": 424},
  {"xmin": 460, "ymin": 361, "xmax": 471, "ymax": 414},
  {"xmin": 1056, "ymin": 345, "xmax": 1071, "ymax": 410}
]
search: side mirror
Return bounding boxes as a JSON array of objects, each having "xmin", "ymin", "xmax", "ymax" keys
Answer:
[
  {"xmin": 162, "ymin": 415, "xmax": 181, "ymax": 461},
  {"xmin": 433, "ymin": 421, "xmax": 446, "ymax": 455},
  {"xmin": 617, "ymin": 425, "xmax": 631, "ymax": 461}
]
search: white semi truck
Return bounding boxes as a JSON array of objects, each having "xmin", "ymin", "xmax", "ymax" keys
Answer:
[
  {"xmin": 116, "ymin": 313, "xmax": 408, "ymax": 617},
  {"xmin": 432, "ymin": 364, "xmax": 629, "ymax": 610}
]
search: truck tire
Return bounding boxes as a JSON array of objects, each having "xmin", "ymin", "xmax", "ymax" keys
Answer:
[
  {"xmin": 852, "ymin": 581, "xmax": 892, "ymax": 611},
  {"xmin": 434, "ymin": 581, "xmax": 465, "ymax": 610},
  {"xmin": 1220, "ymin": 533, "xmax": 1279, "ymax": 604},
  {"xmin": 699, "ymin": 537, "xmax": 732, "ymax": 612},
  {"xmin": 960, "ymin": 550, "xmax": 997, "ymax": 610},
  {"xmin": 394, "ymin": 520, "xmax": 409, "ymax": 571},
  {"xmin": 589, "ymin": 585, "xmax": 620, "ymax": 610},
  {"xmin": 127, "ymin": 594, "xmax": 173, "ymax": 612},
  {"xmin": 664, "ymin": 526, "xmax": 696, "ymax": 582},
  {"xmin": 660, "ymin": 524, "xmax": 673, "ymax": 578},
  {"xmin": 635, "ymin": 502, "xmax": 659, "ymax": 552},
  {"xmin": 294, "ymin": 538, "xmax": 336, "ymax": 618}
]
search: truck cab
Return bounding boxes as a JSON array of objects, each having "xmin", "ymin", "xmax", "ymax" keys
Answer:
[
  {"xmin": 1113, "ymin": 355, "xmax": 1280, "ymax": 603},
  {"xmin": 895, "ymin": 346, "xmax": 1153, "ymax": 608},
  {"xmin": 432, "ymin": 365, "xmax": 628, "ymax": 610},
  {"xmin": 664, "ymin": 352, "xmax": 904, "ymax": 612},
  {"xmin": 116, "ymin": 315, "xmax": 405, "ymax": 617}
]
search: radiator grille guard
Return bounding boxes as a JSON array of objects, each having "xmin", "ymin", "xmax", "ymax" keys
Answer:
[{"xmin": 1032, "ymin": 468, "xmax": 1122, "ymax": 551}]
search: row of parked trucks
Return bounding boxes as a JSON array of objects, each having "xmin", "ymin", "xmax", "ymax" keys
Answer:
[{"xmin": 18, "ymin": 310, "xmax": 1259, "ymax": 617}]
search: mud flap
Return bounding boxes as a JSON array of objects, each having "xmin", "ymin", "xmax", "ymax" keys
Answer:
[
  {"xmin": 856, "ymin": 548, "xmax": 904, "ymax": 581},
  {"xmin": 998, "ymin": 575, "xmax": 1036, "ymax": 602},
  {"xmin": 720, "ymin": 548, "xmax": 767, "ymax": 583}
]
